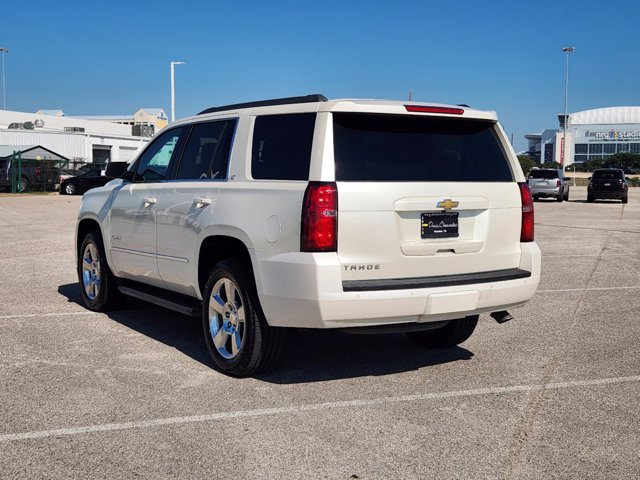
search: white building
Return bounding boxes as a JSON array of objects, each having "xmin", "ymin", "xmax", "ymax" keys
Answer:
[
  {"xmin": 0, "ymin": 109, "xmax": 150, "ymax": 164},
  {"xmin": 526, "ymin": 106, "xmax": 640, "ymax": 166}
]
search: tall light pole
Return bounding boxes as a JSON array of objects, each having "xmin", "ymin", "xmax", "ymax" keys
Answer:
[
  {"xmin": 561, "ymin": 46, "xmax": 575, "ymax": 167},
  {"xmin": 170, "ymin": 61, "xmax": 185, "ymax": 122},
  {"xmin": 0, "ymin": 47, "xmax": 8, "ymax": 110}
]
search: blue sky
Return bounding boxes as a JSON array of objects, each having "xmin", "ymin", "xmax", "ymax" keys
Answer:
[{"xmin": 2, "ymin": 0, "xmax": 639, "ymax": 150}]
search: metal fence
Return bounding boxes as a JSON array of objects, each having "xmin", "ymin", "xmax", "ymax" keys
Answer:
[{"xmin": 1, "ymin": 152, "xmax": 101, "ymax": 193}]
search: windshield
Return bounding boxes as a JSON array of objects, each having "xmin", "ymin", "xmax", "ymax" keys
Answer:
[
  {"xmin": 528, "ymin": 170, "xmax": 559, "ymax": 179},
  {"xmin": 333, "ymin": 113, "xmax": 513, "ymax": 182}
]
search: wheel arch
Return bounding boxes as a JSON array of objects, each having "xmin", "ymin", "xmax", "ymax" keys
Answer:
[
  {"xmin": 198, "ymin": 235, "xmax": 254, "ymax": 296},
  {"xmin": 76, "ymin": 218, "xmax": 102, "ymax": 259}
]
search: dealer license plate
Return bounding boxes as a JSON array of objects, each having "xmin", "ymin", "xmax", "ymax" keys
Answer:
[{"xmin": 421, "ymin": 212, "xmax": 459, "ymax": 239}]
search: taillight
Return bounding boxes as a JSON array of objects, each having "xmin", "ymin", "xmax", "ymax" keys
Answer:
[
  {"xmin": 519, "ymin": 182, "xmax": 534, "ymax": 242},
  {"xmin": 404, "ymin": 105, "xmax": 464, "ymax": 115},
  {"xmin": 556, "ymin": 179, "xmax": 561, "ymax": 187},
  {"xmin": 301, "ymin": 181, "xmax": 337, "ymax": 252}
]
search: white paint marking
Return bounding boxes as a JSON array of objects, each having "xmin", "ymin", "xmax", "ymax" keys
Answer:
[
  {"xmin": 537, "ymin": 286, "xmax": 640, "ymax": 293},
  {"xmin": 1, "ymin": 375, "xmax": 638, "ymax": 443},
  {"xmin": 0, "ymin": 311, "xmax": 96, "ymax": 320}
]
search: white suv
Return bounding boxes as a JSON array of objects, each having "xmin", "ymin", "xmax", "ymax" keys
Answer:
[{"xmin": 76, "ymin": 95, "xmax": 541, "ymax": 376}]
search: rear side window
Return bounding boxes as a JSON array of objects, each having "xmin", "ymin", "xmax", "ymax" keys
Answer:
[
  {"xmin": 592, "ymin": 170, "xmax": 623, "ymax": 180},
  {"xmin": 175, "ymin": 120, "xmax": 236, "ymax": 180},
  {"xmin": 528, "ymin": 169, "xmax": 560, "ymax": 179},
  {"xmin": 251, "ymin": 113, "xmax": 316, "ymax": 180},
  {"xmin": 333, "ymin": 113, "xmax": 513, "ymax": 182}
]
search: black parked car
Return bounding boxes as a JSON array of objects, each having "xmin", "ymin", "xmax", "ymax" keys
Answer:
[
  {"xmin": 587, "ymin": 168, "xmax": 628, "ymax": 204},
  {"xmin": 59, "ymin": 165, "xmax": 119, "ymax": 195}
]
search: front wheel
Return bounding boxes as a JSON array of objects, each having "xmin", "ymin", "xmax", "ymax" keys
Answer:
[
  {"xmin": 203, "ymin": 259, "xmax": 283, "ymax": 377},
  {"xmin": 406, "ymin": 315, "xmax": 478, "ymax": 348},
  {"xmin": 64, "ymin": 183, "xmax": 77, "ymax": 195},
  {"xmin": 78, "ymin": 230, "xmax": 122, "ymax": 311}
]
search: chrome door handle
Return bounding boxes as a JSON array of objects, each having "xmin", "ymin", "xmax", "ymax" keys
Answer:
[
  {"xmin": 194, "ymin": 198, "xmax": 212, "ymax": 209},
  {"xmin": 143, "ymin": 197, "xmax": 157, "ymax": 207}
]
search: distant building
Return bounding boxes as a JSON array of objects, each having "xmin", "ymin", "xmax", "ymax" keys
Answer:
[
  {"xmin": 0, "ymin": 109, "xmax": 150, "ymax": 164},
  {"xmin": 525, "ymin": 106, "xmax": 640, "ymax": 166},
  {"xmin": 72, "ymin": 107, "xmax": 168, "ymax": 132}
]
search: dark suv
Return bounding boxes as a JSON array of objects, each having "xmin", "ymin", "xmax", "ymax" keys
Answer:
[
  {"xmin": 587, "ymin": 168, "xmax": 628, "ymax": 204},
  {"xmin": 0, "ymin": 158, "xmax": 60, "ymax": 192}
]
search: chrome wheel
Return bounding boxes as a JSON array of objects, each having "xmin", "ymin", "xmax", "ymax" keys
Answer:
[
  {"xmin": 65, "ymin": 183, "xmax": 76, "ymax": 195},
  {"xmin": 82, "ymin": 243, "xmax": 101, "ymax": 301},
  {"xmin": 208, "ymin": 278, "xmax": 246, "ymax": 359}
]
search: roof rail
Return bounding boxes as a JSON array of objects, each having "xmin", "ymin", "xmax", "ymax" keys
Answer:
[{"xmin": 198, "ymin": 94, "xmax": 328, "ymax": 115}]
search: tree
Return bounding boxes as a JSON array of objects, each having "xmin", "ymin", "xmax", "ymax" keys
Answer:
[
  {"xmin": 602, "ymin": 153, "xmax": 640, "ymax": 174},
  {"xmin": 517, "ymin": 155, "xmax": 536, "ymax": 176}
]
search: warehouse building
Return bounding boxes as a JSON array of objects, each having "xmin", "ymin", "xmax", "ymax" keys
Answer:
[
  {"xmin": 0, "ymin": 109, "xmax": 152, "ymax": 164},
  {"xmin": 525, "ymin": 106, "xmax": 640, "ymax": 166}
]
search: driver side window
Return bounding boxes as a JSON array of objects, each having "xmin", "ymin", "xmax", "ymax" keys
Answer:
[{"xmin": 134, "ymin": 127, "xmax": 185, "ymax": 182}]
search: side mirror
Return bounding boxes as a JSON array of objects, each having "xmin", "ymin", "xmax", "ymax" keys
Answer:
[{"xmin": 105, "ymin": 162, "xmax": 128, "ymax": 178}]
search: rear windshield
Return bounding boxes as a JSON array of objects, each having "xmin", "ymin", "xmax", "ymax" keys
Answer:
[
  {"xmin": 333, "ymin": 113, "xmax": 513, "ymax": 182},
  {"xmin": 528, "ymin": 169, "xmax": 559, "ymax": 179},
  {"xmin": 592, "ymin": 170, "xmax": 623, "ymax": 180}
]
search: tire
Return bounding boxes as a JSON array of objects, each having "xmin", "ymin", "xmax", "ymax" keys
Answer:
[
  {"xmin": 622, "ymin": 195, "xmax": 628, "ymax": 204},
  {"xmin": 64, "ymin": 183, "xmax": 77, "ymax": 195},
  {"xmin": 17, "ymin": 177, "xmax": 28, "ymax": 193},
  {"xmin": 532, "ymin": 195, "xmax": 539, "ymax": 201},
  {"xmin": 556, "ymin": 193, "xmax": 563, "ymax": 202},
  {"xmin": 77, "ymin": 230, "xmax": 122, "ymax": 311},
  {"xmin": 202, "ymin": 259, "xmax": 283, "ymax": 377},
  {"xmin": 564, "ymin": 190, "xmax": 569, "ymax": 201},
  {"xmin": 587, "ymin": 194, "xmax": 594, "ymax": 203},
  {"xmin": 406, "ymin": 315, "xmax": 478, "ymax": 348}
]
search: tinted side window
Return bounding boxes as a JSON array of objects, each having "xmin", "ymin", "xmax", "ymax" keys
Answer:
[
  {"xmin": 251, "ymin": 113, "xmax": 316, "ymax": 180},
  {"xmin": 134, "ymin": 127, "xmax": 185, "ymax": 182},
  {"xmin": 175, "ymin": 121, "xmax": 234, "ymax": 180},
  {"xmin": 333, "ymin": 113, "xmax": 513, "ymax": 182}
]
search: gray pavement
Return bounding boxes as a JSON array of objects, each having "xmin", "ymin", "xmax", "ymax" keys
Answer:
[{"xmin": 0, "ymin": 187, "xmax": 638, "ymax": 479}]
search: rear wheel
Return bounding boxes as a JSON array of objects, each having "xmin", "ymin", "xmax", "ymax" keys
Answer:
[
  {"xmin": 64, "ymin": 183, "xmax": 77, "ymax": 195},
  {"xmin": 564, "ymin": 190, "xmax": 569, "ymax": 201},
  {"xmin": 17, "ymin": 177, "xmax": 28, "ymax": 193},
  {"xmin": 406, "ymin": 315, "xmax": 478, "ymax": 348},
  {"xmin": 203, "ymin": 259, "xmax": 283, "ymax": 377},
  {"xmin": 587, "ymin": 194, "xmax": 594, "ymax": 203},
  {"xmin": 556, "ymin": 192, "xmax": 563, "ymax": 202},
  {"xmin": 622, "ymin": 195, "xmax": 628, "ymax": 204}
]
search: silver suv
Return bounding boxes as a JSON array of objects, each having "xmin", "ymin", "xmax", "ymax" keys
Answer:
[
  {"xmin": 527, "ymin": 168, "xmax": 570, "ymax": 202},
  {"xmin": 76, "ymin": 94, "xmax": 541, "ymax": 376}
]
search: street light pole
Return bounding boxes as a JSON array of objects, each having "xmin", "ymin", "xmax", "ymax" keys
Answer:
[
  {"xmin": 0, "ymin": 47, "xmax": 9, "ymax": 110},
  {"xmin": 561, "ymin": 46, "xmax": 575, "ymax": 167},
  {"xmin": 170, "ymin": 61, "xmax": 185, "ymax": 123}
]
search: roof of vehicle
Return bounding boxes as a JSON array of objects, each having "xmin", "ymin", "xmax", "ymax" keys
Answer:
[{"xmin": 179, "ymin": 95, "xmax": 498, "ymax": 126}]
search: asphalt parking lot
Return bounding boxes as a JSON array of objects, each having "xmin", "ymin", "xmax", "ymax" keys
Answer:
[{"xmin": 0, "ymin": 187, "xmax": 638, "ymax": 479}]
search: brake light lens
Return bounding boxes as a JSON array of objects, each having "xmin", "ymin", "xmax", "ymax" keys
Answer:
[
  {"xmin": 301, "ymin": 182, "xmax": 338, "ymax": 252},
  {"xmin": 519, "ymin": 182, "xmax": 534, "ymax": 242},
  {"xmin": 556, "ymin": 179, "xmax": 561, "ymax": 187},
  {"xmin": 405, "ymin": 105, "xmax": 464, "ymax": 115}
]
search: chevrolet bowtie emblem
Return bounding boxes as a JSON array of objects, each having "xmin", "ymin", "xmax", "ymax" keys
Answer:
[{"xmin": 437, "ymin": 199, "xmax": 459, "ymax": 211}]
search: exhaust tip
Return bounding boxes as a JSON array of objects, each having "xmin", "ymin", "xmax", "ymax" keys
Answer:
[{"xmin": 490, "ymin": 310, "xmax": 513, "ymax": 324}]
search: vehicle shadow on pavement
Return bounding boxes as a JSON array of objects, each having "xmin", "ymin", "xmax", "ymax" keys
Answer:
[{"xmin": 58, "ymin": 283, "xmax": 474, "ymax": 383}]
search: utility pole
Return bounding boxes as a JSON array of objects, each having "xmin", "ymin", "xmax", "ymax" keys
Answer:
[
  {"xmin": 170, "ymin": 61, "xmax": 185, "ymax": 122},
  {"xmin": 408, "ymin": 90, "xmax": 412, "ymax": 101},
  {"xmin": 0, "ymin": 47, "xmax": 8, "ymax": 110},
  {"xmin": 561, "ymin": 46, "xmax": 575, "ymax": 167}
]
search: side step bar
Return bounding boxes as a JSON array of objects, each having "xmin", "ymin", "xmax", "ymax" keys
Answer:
[{"xmin": 118, "ymin": 285, "xmax": 201, "ymax": 317}]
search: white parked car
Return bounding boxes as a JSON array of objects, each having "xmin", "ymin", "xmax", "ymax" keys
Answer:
[{"xmin": 76, "ymin": 95, "xmax": 541, "ymax": 376}]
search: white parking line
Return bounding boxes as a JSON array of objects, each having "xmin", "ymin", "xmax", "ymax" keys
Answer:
[
  {"xmin": 542, "ymin": 253, "xmax": 637, "ymax": 258},
  {"xmin": 0, "ymin": 311, "xmax": 96, "ymax": 320},
  {"xmin": 1, "ymin": 374, "xmax": 638, "ymax": 443}
]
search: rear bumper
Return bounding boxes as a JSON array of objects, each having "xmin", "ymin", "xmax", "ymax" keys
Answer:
[
  {"xmin": 253, "ymin": 243, "xmax": 541, "ymax": 329},
  {"xmin": 588, "ymin": 188, "xmax": 626, "ymax": 199},
  {"xmin": 530, "ymin": 186, "xmax": 561, "ymax": 197}
]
